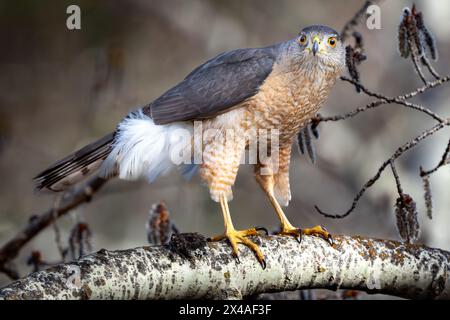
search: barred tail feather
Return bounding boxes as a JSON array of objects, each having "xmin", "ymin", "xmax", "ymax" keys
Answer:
[
  {"xmin": 35, "ymin": 109, "xmax": 195, "ymax": 192},
  {"xmin": 34, "ymin": 133, "xmax": 115, "ymax": 192}
]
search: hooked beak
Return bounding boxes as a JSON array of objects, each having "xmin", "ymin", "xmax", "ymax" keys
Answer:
[{"xmin": 312, "ymin": 38, "xmax": 319, "ymax": 56}]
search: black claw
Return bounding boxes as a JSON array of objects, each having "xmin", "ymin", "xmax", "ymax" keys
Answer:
[
  {"xmin": 327, "ymin": 235, "xmax": 334, "ymax": 246},
  {"xmin": 295, "ymin": 229, "xmax": 303, "ymax": 243},
  {"xmin": 255, "ymin": 226, "xmax": 269, "ymax": 236},
  {"xmin": 233, "ymin": 253, "xmax": 241, "ymax": 264},
  {"xmin": 318, "ymin": 233, "xmax": 333, "ymax": 246},
  {"xmin": 260, "ymin": 259, "xmax": 267, "ymax": 270},
  {"xmin": 318, "ymin": 226, "xmax": 333, "ymax": 246},
  {"xmin": 206, "ymin": 237, "xmax": 212, "ymax": 242}
]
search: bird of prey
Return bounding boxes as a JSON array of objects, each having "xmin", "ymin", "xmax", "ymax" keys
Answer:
[{"xmin": 35, "ymin": 25, "xmax": 346, "ymax": 268}]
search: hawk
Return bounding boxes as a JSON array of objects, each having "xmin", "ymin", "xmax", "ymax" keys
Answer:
[{"xmin": 35, "ymin": 25, "xmax": 346, "ymax": 268}]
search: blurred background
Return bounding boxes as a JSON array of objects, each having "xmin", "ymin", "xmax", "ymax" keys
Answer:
[{"xmin": 1, "ymin": 0, "xmax": 449, "ymax": 297}]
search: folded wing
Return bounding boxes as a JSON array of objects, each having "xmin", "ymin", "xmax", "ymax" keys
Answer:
[{"xmin": 146, "ymin": 45, "xmax": 278, "ymax": 124}]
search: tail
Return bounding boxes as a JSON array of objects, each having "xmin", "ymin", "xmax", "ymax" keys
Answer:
[
  {"xmin": 34, "ymin": 133, "xmax": 115, "ymax": 192},
  {"xmin": 35, "ymin": 109, "xmax": 196, "ymax": 192}
]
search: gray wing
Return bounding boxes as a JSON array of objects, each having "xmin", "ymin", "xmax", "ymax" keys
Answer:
[{"xmin": 145, "ymin": 45, "xmax": 278, "ymax": 125}]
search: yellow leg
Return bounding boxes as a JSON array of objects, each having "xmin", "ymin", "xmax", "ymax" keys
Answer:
[
  {"xmin": 262, "ymin": 181, "xmax": 333, "ymax": 245},
  {"xmin": 208, "ymin": 195, "xmax": 268, "ymax": 268}
]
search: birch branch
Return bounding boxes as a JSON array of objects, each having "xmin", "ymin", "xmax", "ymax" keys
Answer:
[{"xmin": 0, "ymin": 233, "xmax": 448, "ymax": 300}]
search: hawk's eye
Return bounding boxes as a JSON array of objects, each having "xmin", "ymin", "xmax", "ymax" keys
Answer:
[
  {"xmin": 298, "ymin": 35, "xmax": 307, "ymax": 45},
  {"xmin": 327, "ymin": 37, "xmax": 337, "ymax": 47}
]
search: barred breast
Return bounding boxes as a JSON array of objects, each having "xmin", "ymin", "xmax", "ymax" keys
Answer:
[{"xmin": 243, "ymin": 62, "xmax": 340, "ymax": 144}]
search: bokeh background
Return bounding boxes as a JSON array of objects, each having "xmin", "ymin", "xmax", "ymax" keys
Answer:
[{"xmin": 1, "ymin": 0, "xmax": 450, "ymax": 297}]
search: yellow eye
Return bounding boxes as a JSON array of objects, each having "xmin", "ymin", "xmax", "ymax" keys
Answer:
[
  {"xmin": 298, "ymin": 35, "xmax": 307, "ymax": 45},
  {"xmin": 328, "ymin": 37, "xmax": 337, "ymax": 47}
]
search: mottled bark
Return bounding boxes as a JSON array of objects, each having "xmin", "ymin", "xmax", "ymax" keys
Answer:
[{"xmin": 0, "ymin": 234, "xmax": 448, "ymax": 300}]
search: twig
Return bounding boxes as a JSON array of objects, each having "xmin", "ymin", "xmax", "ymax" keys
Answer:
[
  {"xmin": 340, "ymin": 76, "xmax": 445, "ymax": 122},
  {"xmin": 420, "ymin": 138, "xmax": 450, "ymax": 176},
  {"xmin": 51, "ymin": 194, "xmax": 66, "ymax": 261},
  {"xmin": 315, "ymin": 119, "xmax": 449, "ymax": 218},
  {"xmin": 390, "ymin": 160, "xmax": 403, "ymax": 195},
  {"xmin": 314, "ymin": 76, "xmax": 448, "ymax": 125},
  {"xmin": 407, "ymin": 36, "xmax": 428, "ymax": 85},
  {"xmin": 68, "ymin": 222, "xmax": 93, "ymax": 260},
  {"xmin": 417, "ymin": 138, "xmax": 450, "ymax": 220},
  {"xmin": 421, "ymin": 56, "xmax": 440, "ymax": 80}
]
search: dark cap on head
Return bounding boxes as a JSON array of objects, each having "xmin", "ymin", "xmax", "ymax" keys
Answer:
[{"xmin": 300, "ymin": 25, "xmax": 340, "ymax": 39}]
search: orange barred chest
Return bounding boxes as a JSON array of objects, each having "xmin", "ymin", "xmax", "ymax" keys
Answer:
[{"xmin": 243, "ymin": 70, "xmax": 337, "ymax": 144}]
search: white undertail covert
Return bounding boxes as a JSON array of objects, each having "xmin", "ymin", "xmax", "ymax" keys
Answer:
[{"xmin": 100, "ymin": 110, "xmax": 194, "ymax": 182}]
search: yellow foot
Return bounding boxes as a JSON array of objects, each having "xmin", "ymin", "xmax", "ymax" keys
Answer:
[
  {"xmin": 208, "ymin": 227, "xmax": 268, "ymax": 269},
  {"xmin": 278, "ymin": 225, "xmax": 333, "ymax": 245}
]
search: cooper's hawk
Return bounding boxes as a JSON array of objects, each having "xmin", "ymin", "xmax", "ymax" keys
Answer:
[{"xmin": 35, "ymin": 25, "xmax": 346, "ymax": 268}]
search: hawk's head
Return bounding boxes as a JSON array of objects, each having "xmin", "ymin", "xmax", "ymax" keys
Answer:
[{"xmin": 291, "ymin": 25, "xmax": 345, "ymax": 73}]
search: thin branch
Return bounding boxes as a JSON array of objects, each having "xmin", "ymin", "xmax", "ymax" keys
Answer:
[
  {"xmin": 407, "ymin": 36, "xmax": 428, "ymax": 85},
  {"xmin": 420, "ymin": 138, "xmax": 450, "ymax": 176},
  {"xmin": 400, "ymin": 75, "xmax": 450, "ymax": 100},
  {"xmin": 315, "ymin": 119, "xmax": 449, "ymax": 219},
  {"xmin": 390, "ymin": 160, "xmax": 403, "ymax": 195},
  {"xmin": 51, "ymin": 194, "xmax": 66, "ymax": 261},
  {"xmin": 316, "ymin": 75, "xmax": 449, "ymax": 125},
  {"xmin": 421, "ymin": 56, "xmax": 440, "ymax": 80}
]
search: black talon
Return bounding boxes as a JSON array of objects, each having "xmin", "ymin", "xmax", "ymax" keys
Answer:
[
  {"xmin": 233, "ymin": 253, "xmax": 241, "ymax": 264},
  {"xmin": 319, "ymin": 226, "xmax": 333, "ymax": 246},
  {"xmin": 327, "ymin": 235, "xmax": 334, "ymax": 246},
  {"xmin": 295, "ymin": 229, "xmax": 303, "ymax": 243},
  {"xmin": 206, "ymin": 237, "xmax": 212, "ymax": 241},
  {"xmin": 255, "ymin": 226, "xmax": 269, "ymax": 236},
  {"xmin": 260, "ymin": 259, "xmax": 267, "ymax": 270}
]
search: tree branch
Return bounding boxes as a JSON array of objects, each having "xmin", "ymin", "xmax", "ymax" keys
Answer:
[{"xmin": 0, "ymin": 234, "xmax": 448, "ymax": 300}]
